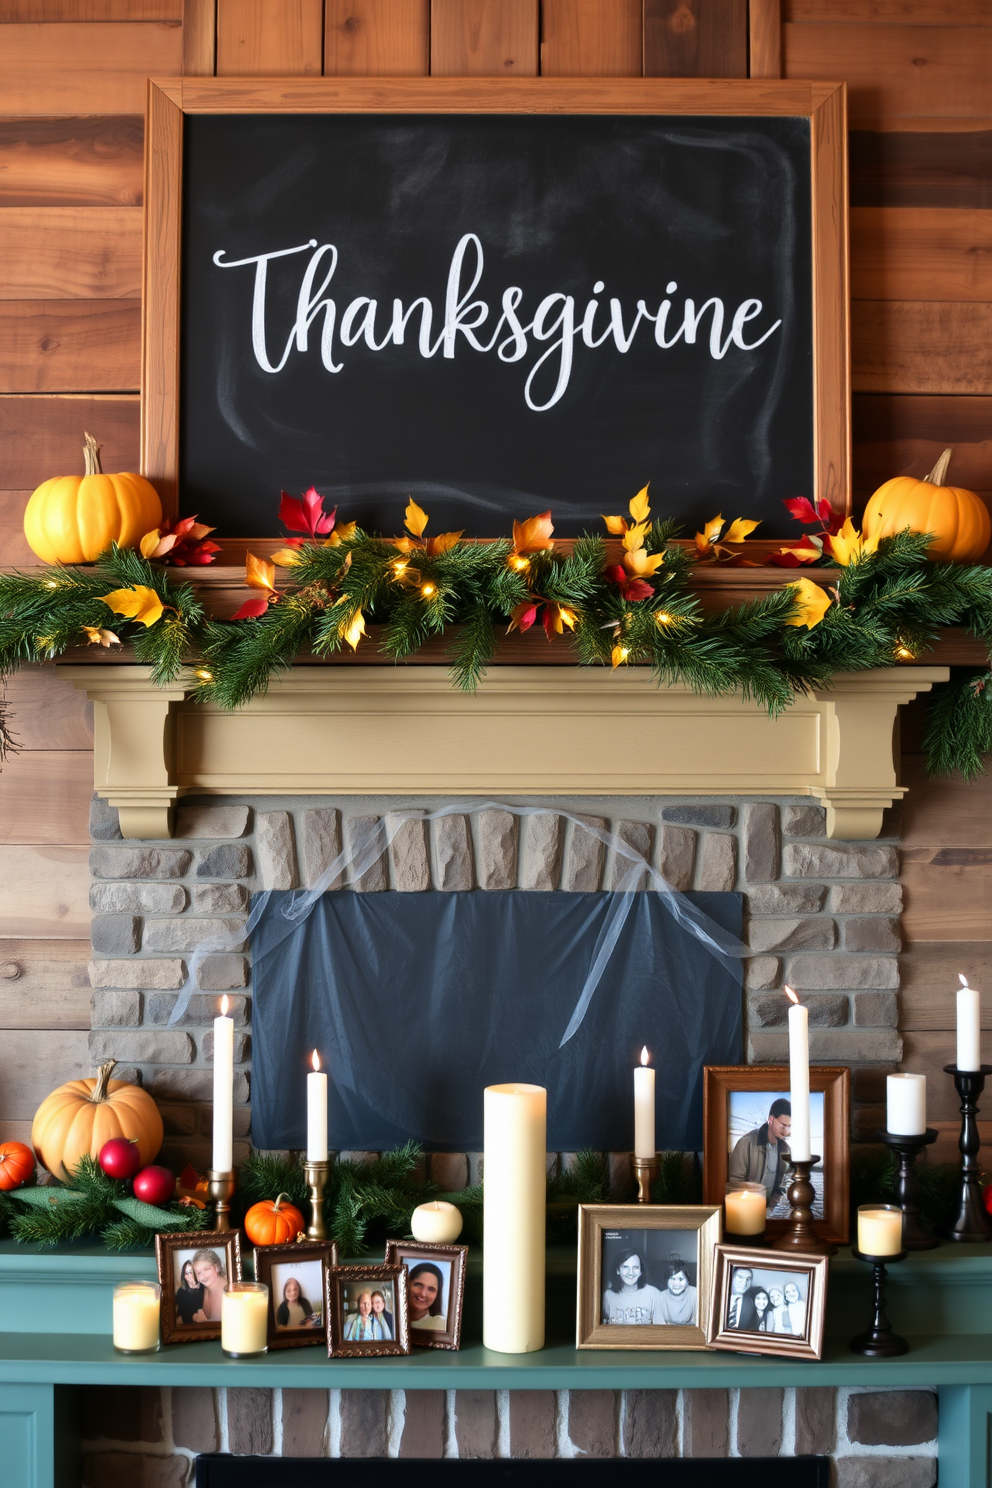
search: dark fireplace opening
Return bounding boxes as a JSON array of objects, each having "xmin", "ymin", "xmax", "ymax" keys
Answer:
[{"xmin": 195, "ymin": 1456, "xmax": 829, "ymax": 1487}]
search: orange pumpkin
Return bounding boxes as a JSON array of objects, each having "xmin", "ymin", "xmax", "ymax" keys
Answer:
[
  {"xmin": 862, "ymin": 449, "xmax": 991, "ymax": 564},
  {"xmin": 244, "ymin": 1192, "xmax": 307, "ymax": 1247},
  {"xmin": 31, "ymin": 1059, "xmax": 164, "ymax": 1177},
  {"xmin": 0, "ymin": 1141, "xmax": 35, "ymax": 1191},
  {"xmin": 22, "ymin": 432, "xmax": 163, "ymax": 565}
]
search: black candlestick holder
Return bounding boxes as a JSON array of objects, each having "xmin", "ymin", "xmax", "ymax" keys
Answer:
[
  {"xmin": 942, "ymin": 1064, "xmax": 992, "ymax": 1242},
  {"xmin": 771, "ymin": 1156, "xmax": 836, "ymax": 1256},
  {"xmin": 850, "ymin": 1248, "xmax": 909, "ymax": 1357},
  {"xmin": 877, "ymin": 1127, "xmax": 939, "ymax": 1250}
]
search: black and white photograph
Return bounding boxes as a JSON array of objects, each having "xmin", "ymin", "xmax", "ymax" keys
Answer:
[
  {"xmin": 727, "ymin": 1089, "xmax": 826, "ymax": 1218},
  {"xmin": 600, "ymin": 1228, "xmax": 699, "ymax": 1328},
  {"xmin": 708, "ymin": 1246, "xmax": 828, "ymax": 1361},
  {"xmin": 155, "ymin": 1230, "xmax": 242, "ymax": 1346},
  {"xmin": 385, "ymin": 1241, "xmax": 468, "ymax": 1351},
  {"xmin": 724, "ymin": 1263, "xmax": 809, "ymax": 1336},
  {"xmin": 326, "ymin": 1264, "xmax": 410, "ymax": 1357}
]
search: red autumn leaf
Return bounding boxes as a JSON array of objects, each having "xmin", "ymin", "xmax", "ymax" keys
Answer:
[
  {"xmin": 508, "ymin": 600, "xmax": 540, "ymax": 633},
  {"xmin": 279, "ymin": 486, "xmax": 337, "ymax": 538},
  {"xmin": 604, "ymin": 564, "xmax": 655, "ymax": 602},
  {"xmin": 784, "ymin": 497, "xmax": 821, "ymax": 526},
  {"xmin": 171, "ymin": 540, "xmax": 221, "ymax": 567},
  {"xmin": 230, "ymin": 596, "xmax": 271, "ymax": 620}
]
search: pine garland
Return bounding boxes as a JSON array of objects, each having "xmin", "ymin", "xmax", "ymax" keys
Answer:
[{"xmin": 0, "ymin": 1155, "xmax": 208, "ymax": 1251}]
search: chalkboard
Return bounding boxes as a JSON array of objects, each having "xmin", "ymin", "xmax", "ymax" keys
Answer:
[{"xmin": 146, "ymin": 81, "xmax": 849, "ymax": 538}]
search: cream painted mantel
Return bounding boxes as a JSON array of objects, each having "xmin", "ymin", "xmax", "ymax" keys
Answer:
[{"xmin": 59, "ymin": 663, "xmax": 949, "ymax": 840}]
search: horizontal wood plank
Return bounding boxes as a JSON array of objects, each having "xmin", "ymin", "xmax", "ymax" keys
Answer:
[
  {"xmin": 850, "ymin": 128, "xmax": 992, "ymax": 209},
  {"xmin": 0, "ymin": 0, "xmax": 180, "ymax": 16},
  {"xmin": 901, "ymin": 845, "xmax": 992, "ymax": 943},
  {"xmin": 899, "ymin": 1032, "xmax": 980, "ymax": 1124},
  {"xmin": 0, "ymin": 752, "xmax": 92, "ymax": 845},
  {"xmin": 0, "ymin": 1029, "xmax": 91, "ymax": 1126},
  {"xmin": 852, "ymin": 301, "xmax": 992, "ymax": 394},
  {"xmin": 901, "ymin": 942, "xmax": 992, "ymax": 1032},
  {"xmin": 216, "ymin": 0, "xmax": 323, "ymax": 76},
  {"xmin": 1, "ymin": 666, "xmax": 94, "ymax": 752},
  {"xmin": 0, "ymin": 118, "xmax": 143, "ymax": 207},
  {"xmin": 899, "ymin": 755, "xmax": 992, "ymax": 850},
  {"xmin": 783, "ymin": 22, "xmax": 992, "ymax": 118},
  {"xmin": 430, "ymin": 0, "xmax": 539, "ymax": 77},
  {"xmin": 0, "ymin": 845, "xmax": 90, "ymax": 939},
  {"xmin": 540, "ymin": 0, "xmax": 641, "ymax": 77},
  {"xmin": 850, "ymin": 207, "xmax": 992, "ymax": 302},
  {"xmin": 0, "ymin": 22, "xmax": 182, "ymax": 116},
  {"xmin": 853, "ymin": 395, "xmax": 992, "ymax": 500},
  {"xmin": 324, "ymin": 0, "xmax": 430, "ymax": 76},
  {"xmin": 0, "ymin": 302, "xmax": 140, "ymax": 393},
  {"xmin": 785, "ymin": 0, "xmax": 992, "ymax": 21},
  {"xmin": 0, "ymin": 492, "xmax": 38, "ymax": 564},
  {"xmin": 0, "ymin": 207, "xmax": 142, "ymax": 299},
  {"xmin": 0, "ymin": 941, "xmax": 91, "ymax": 1032},
  {"xmin": 0, "ymin": 394, "xmax": 140, "ymax": 487}
]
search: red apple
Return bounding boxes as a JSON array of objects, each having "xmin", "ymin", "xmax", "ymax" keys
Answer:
[
  {"xmin": 133, "ymin": 1165, "xmax": 175, "ymax": 1206},
  {"xmin": 98, "ymin": 1137, "xmax": 142, "ymax": 1180}
]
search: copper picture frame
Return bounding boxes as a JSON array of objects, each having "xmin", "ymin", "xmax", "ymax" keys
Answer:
[
  {"xmin": 253, "ymin": 1238, "xmax": 339, "ymax": 1351},
  {"xmin": 326, "ymin": 1262, "xmax": 411, "ymax": 1357},
  {"xmin": 384, "ymin": 1239, "xmax": 468, "ymax": 1351},
  {"xmin": 155, "ymin": 1228, "xmax": 242, "ymax": 1346},
  {"xmin": 706, "ymin": 1244, "xmax": 829, "ymax": 1360}
]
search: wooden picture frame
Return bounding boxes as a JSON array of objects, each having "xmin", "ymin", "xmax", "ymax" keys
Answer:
[
  {"xmin": 253, "ymin": 1239, "xmax": 339, "ymax": 1351},
  {"xmin": 577, "ymin": 1203, "xmax": 722, "ymax": 1350},
  {"xmin": 155, "ymin": 1229, "xmax": 242, "ymax": 1346},
  {"xmin": 706, "ymin": 1245, "xmax": 829, "ymax": 1360},
  {"xmin": 326, "ymin": 1263, "xmax": 411, "ymax": 1357},
  {"xmin": 384, "ymin": 1239, "xmax": 468, "ymax": 1351},
  {"xmin": 703, "ymin": 1065, "xmax": 850, "ymax": 1245},
  {"xmin": 142, "ymin": 77, "xmax": 849, "ymax": 552}
]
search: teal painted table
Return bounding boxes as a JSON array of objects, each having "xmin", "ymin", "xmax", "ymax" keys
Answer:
[{"xmin": 3, "ymin": 1241, "xmax": 992, "ymax": 1487}]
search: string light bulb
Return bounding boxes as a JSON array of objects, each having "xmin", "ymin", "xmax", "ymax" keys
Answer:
[
  {"xmin": 509, "ymin": 555, "xmax": 530, "ymax": 572},
  {"xmin": 420, "ymin": 582, "xmax": 436, "ymax": 598},
  {"xmin": 393, "ymin": 560, "xmax": 408, "ymax": 576},
  {"xmin": 894, "ymin": 644, "xmax": 914, "ymax": 660},
  {"xmin": 195, "ymin": 668, "xmax": 213, "ymax": 682},
  {"xmin": 656, "ymin": 612, "xmax": 673, "ymax": 625}
]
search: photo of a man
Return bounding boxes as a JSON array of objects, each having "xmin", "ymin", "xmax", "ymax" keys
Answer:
[
  {"xmin": 725, "ymin": 1265, "xmax": 756, "ymax": 1330},
  {"xmin": 728, "ymin": 1097, "xmax": 792, "ymax": 1207}
]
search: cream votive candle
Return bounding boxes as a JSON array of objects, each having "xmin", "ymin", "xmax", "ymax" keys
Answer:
[
  {"xmin": 113, "ymin": 1280, "xmax": 161, "ymax": 1354},
  {"xmin": 725, "ymin": 1182, "xmax": 767, "ymax": 1237},
  {"xmin": 858, "ymin": 1204, "xmax": 903, "ymax": 1257},
  {"xmin": 221, "ymin": 1282, "xmax": 269, "ymax": 1357},
  {"xmin": 411, "ymin": 1200, "xmax": 463, "ymax": 1243}
]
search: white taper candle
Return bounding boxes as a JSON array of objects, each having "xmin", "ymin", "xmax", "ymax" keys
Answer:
[
  {"xmin": 211, "ymin": 994, "xmax": 234, "ymax": 1171},
  {"xmin": 307, "ymin": 1048, "xmax": 328, "ymax": 1162},
  {"xmin": 634, "ymin": 1046, "xmax": 655, "ymax": 1159},
  {"xmin": 786, "ymin": 987, "xmax": 811, "ymax": 1162},
  {"xmin": 957, "ymin": 974, "xmax": 981, "ymax": 1072}
]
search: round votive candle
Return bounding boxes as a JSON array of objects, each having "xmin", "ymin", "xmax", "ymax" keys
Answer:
[
  {"xmin": 410, "ymin": 1200, "xmax": 463, "ymax": 1243},
  {"xmin": 221, "ymin": 1282, "xmax": 269, "ymax": 1357},
  {"xmin": 113, "ymin": 1280, "xmax": 161, "ymax": 1354},
  {"xmin": 858, "ymin": 1204, "xmax": 903, "ymax": 1257},
  {"xmin": 725, "ymin": 1182, "xmax": 767, "ymax": 1237}
]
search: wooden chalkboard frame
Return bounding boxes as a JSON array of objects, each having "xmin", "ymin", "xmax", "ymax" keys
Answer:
[{"xmin": 143, "ymin": 78, "xmax": 850, "ymax": 549}]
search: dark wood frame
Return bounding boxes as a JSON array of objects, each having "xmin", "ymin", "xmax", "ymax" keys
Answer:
[
  {"xmin": 325, "ymin": 1263, "xmax": 411, "ymax": 1357},
  {"xmin": 252, "ymin": 1238, "xmax": 339, "ymax": 1351},
  {"xmin": 384, "ymin": 1239, "xmax": 468, "ymax": 1351},
  {"xmin": 706, "ymin": 1244, "xmax": 829, "ymax": 1360},
  {"xmin": 702, "ymin": 1065, "xmax": 851, "ymax": 1245},
  {"xmin": 154, "ymin": 1228, "xmax": 242, "ymax": 1346},
  {"xmin": 142, "ymin": 77, "xmax": 850, "ymax": 549},
  {"xmin": 576, "ymin": 1203, "xmax": 722, "ymax": 1351}
]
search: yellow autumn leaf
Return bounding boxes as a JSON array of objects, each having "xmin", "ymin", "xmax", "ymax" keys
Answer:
[
  {"xmin": 512, "ymin": 510, "xmax": 555, "ymax": 554},
  {"xmin": 784, "ymin": 577, "xmax": 832, "ymax": 629},
  {"xmin": 245, "ymin": 553, "xmax": 277, "ymax": 594},
  {"xmin": 139, "ymin": 529, "xmax": 163, "ymax": 559},
  {"xmin": 827, "ymin": 518, "xmax": 879, "ymax": 567},
  {"xmin": 405, "ymin": 498, "xmax": 429, "ymax": 538},
  {"xmin": 697, "ymin": 514, "xmax": 725, "ymax": 548},
  {"xmin": 724, "ymin": 517, "xmax": 761, "ymax": 543},
  {"xmin": 622, "ymin": 521, "xmax": 650, "ymax": 554},
  {"xmin": 99, "ymin": 585, "xmax": 168, "ymax": 628},
  {"xmin": 324, "ymin": 520, "xmax": 358, "ymax": 547},
  {"xmin": 82, "ymin": 625, "xmax": 122, "ymax": 648},
  {"xmin": 601, "ymin": 514, "xmax": 629, "ymax": 536},
  {"xmin": 624, "ymin": 547, "xmax": 665, "ymax": 578},
  {"xmin": 342, "ymin": 610, "xmax": 366, "ymax": 651},
  {"xmin": 270, "ymin": 547, "xmax": 302, "ymax": 567},
  {"xmin": 628, "ymin": 485, "xmax": 651, "ymax": 524},
  {"xmin": 611, "ymin": 642, "xmax": 630, "ymax": 669},
  {"xmin": 425, "ymin": 530, "xmax": 463, "ymax": 556}
]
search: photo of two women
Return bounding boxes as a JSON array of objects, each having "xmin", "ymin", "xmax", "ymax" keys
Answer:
[{"xmin": 601, "ymin": 1229, "xmax": 698, "ymax": 1327}]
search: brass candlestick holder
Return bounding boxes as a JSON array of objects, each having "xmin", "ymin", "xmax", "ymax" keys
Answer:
[
  {"xmin": 771, "ymin": 1156, "xmax": 836, "ymax": 1256},
  {"xmin": 942, "ymin": 1064, "xmax": 992, "ymax": 1242},
  {"xmin": 631, "ymin": 1153, "xmax": 659, "ymax": 1203},
  {"xmin": 304, "ymin": 1158, "xmax": 331, "ymax": 1239},
  {"xmin": 206, "ymin": 1168, "xmax": 236, "ymax": 1232},
  {"xmin": 878, "ymin": 1126, "xmax": 939, "ymax": 1250},
  {"xmin": 850, "ymin": 1248, "xmax": 909, "ymax": 1357}
]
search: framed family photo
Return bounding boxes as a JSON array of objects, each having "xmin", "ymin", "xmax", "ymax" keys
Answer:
[
  {"xmin": 576, "ymin": 1205, "xmax": 721, "ymax": 1351},
  {"xmin": 703, "ymin": 1066, "xmax": 850, "ymax": 1245},
  {"xmin": 253, "ymin": 1240, "xmax": 339, "ymax": 1351},
  {"xmin": 155, "ymin": 1230, "xmax": 242, "ymax": 1346},
  {"xmin": 384, "ymin": 1240, "xmax": 467, "ymax": 1351},
  {"xmin": 326, "ymin": 1264, "xmax": 410, "ymax": 1357},
  {"xmin": 707, "ymin": 1246, "xmax": 829, "ymax": 1360}
]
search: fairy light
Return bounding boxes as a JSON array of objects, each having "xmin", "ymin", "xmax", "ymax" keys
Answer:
[
  {"xmin": 656, "ymin": 612, "xmax": 673, "ymax": 625},
  {"xmin": 195, "ymin": 668, "xmax": 213, "ymax": 682},
  {"xmin": 893, "ymin": 644, "xmax": 914, "ymax": 660},
  {"xmin": 509, "ymin": 555, "xmax": 530, "ymax": 572},
  {"xmin": 392, "ymin": 560, "xmax": 408, "ymax": 576},
  {"xmin": 420, "ymin": 582, "xmax": 436, "ymax": 598}
]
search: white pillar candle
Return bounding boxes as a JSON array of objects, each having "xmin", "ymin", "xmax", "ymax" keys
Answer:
[
  {"xmin": 633, "ymin": 1047, "xmax": 656, "ymax": 1160},
  {"xmin": 887, "ymin": 1073, "xmax": 927, "ymax": 1135},
  {"xmin": 785, "ymin": 987, "xmax": 811, "ymax": 1162},
  {"xmin": 112, "ymin": 1281, "xmax": 160, "ymax": 1353},
  {"xmin": 483, "ymin": 1083, "xmax": 546, "ymax": 1354},
  {"xmin": 411, "ymin": 1200, "xmax": 463, "ymax": 1243},
  {"xmin": 725, "ymin": 1184, "xmax": 767, "ymax": 1236},
  {"xmin": 211, "ymin": 994, "xmax": 234, "ymax": 1172},
  {"xmin": 221, "ymin": 1282, "xmax": 269, "ymax": 1356},
  {"xmin": 307, "ymin": 1048, "xmax": 328, "ymax": 1162},
  {"xmin": 957, "ymin": 974, "xmax": 982, "ymax": 1072},
  {"xmin": 858, "ymin": 1205, "xmax": 903, "ymax": 1257}
]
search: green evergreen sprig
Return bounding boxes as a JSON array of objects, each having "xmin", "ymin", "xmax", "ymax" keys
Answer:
[{"xmin": 0, "ymin": 1155, "xmax": 207, "ymax": 1250}]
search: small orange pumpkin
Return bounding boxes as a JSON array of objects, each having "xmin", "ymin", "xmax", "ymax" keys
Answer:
[
  {"xmin": 244, "ymin": 1192, "xmax": 307, "ymax": 1247},
  {"xmin": 32, "ymin": 1059, "xmax": 164, "ymax": 1177},
  {"xmin": 0, "ymin": 1141, "xmax": 35, "ymax": 1191},
  {"xmin": 22, "ymin": 432, "xmax": 163, "ymax": 565},
  {"xmin": 862, "ymin": 449, "xmax": 991, "ymax": 564}
]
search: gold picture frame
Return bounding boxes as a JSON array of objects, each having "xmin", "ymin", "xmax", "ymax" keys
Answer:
[
  {"xmin": 706, "ymin": 1245, "xmax": 829, "ymax": 1360},
  {"xmin": 155, "ymin": 1228, "xmax": 242, "ymax": 1346}
]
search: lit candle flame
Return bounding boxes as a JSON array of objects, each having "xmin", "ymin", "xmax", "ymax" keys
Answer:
[
  {"xmin": 640, "ymin": 1046, "xmax": 650, "ymax": 1067},
  {"xmin": 784, "ymin": 986, "xmax": 799, "ymax": 1006},
  {"xmin": 960, "ymin": 974, "xmax": 970, "ymax": 988},
  {"xmin": 312, "ymin": 1048, "xmax": 321, "ymax": 1073},
  {"xmin": 220, "ymin": 994, "xmax": 229, "ymax": 1016}
]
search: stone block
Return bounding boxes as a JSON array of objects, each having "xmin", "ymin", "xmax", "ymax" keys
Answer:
[
  {"xmin": 747, "ymin": 883, "xmax": 827, "ymax": 915},
  {"xmin": 788, "ymin": 955, "xmax": 899, "ymax": 990},
  {"xmin": 748, "ymin": 917, "xmax": 836, "ymax": 953},
  {"xmin": 193, "ymin": 844, "xmax": 250, "ymax": 880},
  {"xmin": 748, "ymin": 1028, "xmax": 902, "ymax": 1063},
  {"xmin": 562, "ymin": 814, "xmax": 606, "ymax": 891},
  {"xmin": 749, "ymin": 992, "xmax": 848, "ymax": 1028},
  {"xmin": 90, "ymin": 883, "xmax": 186, "ymax": 915},
  {"xmin": 90, "ymin": 846, "xmax": 191, "ymax": 880},
  {"xmin": 149, "ymin": 1068, "xmax": 249, "ymax": 1103},
  {"xmin": 302, "ymin": 807, "xmax": 343, "ymax": 890},
  {"xmin": 784, "ymin": 842, "xmax": 899, "ymax": 880},
  {"xmin": 658, "ymin": 825, "xmax": 696, "ymax": 891},
  {"xmin": 834, "ymin": 1460, "xmax": 935, "ymax": 1488},
  {"xmin": 193, "ymin": 883, "xmax": 248, "ymax": 913},
  {"xmin": 282, "ymin": 1388, "xmax": 329, "ymax": 1456},
  {"xmin": 384, "ymin": 813, "xmax": 430, "ymax": 891},
  {"xmin": 89, "ymin": 794, "xmax": 122, "ymax": 841},
  {"xmin": 82, "ymin": 1454, "xmax": 188, "ymax": 1488},
  {"xmin": 611, "ymin": 820, "xmax": 654, "ymax": 889},
  {"xmin": 256, "ymin": 810, "xmax": 298, "ymax": 890},
  {"xmin": 433, "ymin": 814, "xmax": 473, "ymax": 890},
  {"xmin": 735, "ymin": 1387, "xmax": 783, "ymax": 1456},
  {"xmin": 160, "ymin": 1102, "xmax": 199, "ymax": 1136},
  {"xmin": 683, "ymin": 1388, "xmax": 729, "ymax": 1457},
  {"xmin": 430, "ymin": 1151, "xmax": 469, "ymax": 1192},
  {"xmin": 847, "ymin": 1390, "xmax": 937, "ymax": 1447},
  {"xmin": 174, "ymin": 803, "xmax": 250, "ymax": 839},
  {"xmin": 518, "ymin": 813, "xmax": 563, "ymax": 890},
  {"xmin": 622, "ymin": 1389, "xmax": 677, "ymax": 1457},
  {"xmin": 453, "ymin": 1390, "xmax": 498, "ymax": 1458},
  {"xmin": 477, "ymin": 808, "xmax": 518, "ymax": 889},
  {"xmin": 340, "ymin": 1389, "xmax": 391, "ymax": 1456},
  {"xmin": 830, "ymin": 882, "xmax": 904, "ymax": 914},
  {"xmin": 745, "ymin": 957, "xmax": 780, "ymax": 990},
  {"xmin": 399, "ymin": 1391, "xmax": 446, "ymax": 1458},
  {"xmin": 171, "ymin": 1385, "xmax": 219, "ymax": 1452},
  {"xmin": 147, "ymin": 991, "xmax": 248, "ymax": 1026},
  {"xmin": 90, "ymin": 989, "xmax": 142, "ymax": 1028},
  {"xmin": 91, "ymin": 915, "xmax": 141, "ymax": 956},
  {"xmin": 201, "ymin": 1028, "xmax": 249, "ymax": 1063},
  {"xmin": 794, "ymin": 1387, "xmax": 836, "ymax": 1454},
  {"xmin": 112, "ymin": 1066, "xmax": 142, "ymax": 1087},
  {"xmin": 664, "ymin": 804, "xmax": 736, "ymax": 829},
  {"xmin": 854, "ymin": 991, "xmax": 899, "ymax": 1027},
  {"xmin": 568, "ymin": 1390, "xmax": 617, "ymax": 1457},
  {"xmin": 89, "ymin": 1029, "xmax": 194, "ymax": 1066},
  {"xmin": 696, "ymin": 833, "xmax": 736, "ymax": 892},
  {"xmin": 197, "ymin": 954, "xmax": 249, "ymax": 991},
  {"xmin": 742, "ymin": 802, "xmax": 780, "ymax": 882},
  {"xmin": 508, "ymin": 1391, "xmax": 557, "ymax": 1459},
  {"xmin": 79, "ymin": 1384, "xmax": 163, "ymax": 1445},
  {"xmin": 227, "ymin": 1387, "xmax": 273, "ymax": 1454},
  {"xmin": 90, "ymin": 958, "xmax": 186, "ymax": 990},
  {"xmin": 782, "ymin": 804, "xmax": 827, "ymax": 837},
  {"xmin": 845, "ymin": 917, "xmax": 902, "ymax": 952},
  {"xmin": 142, "ymin": 917, "xmax": 247, "ymax": 954},
  {"xmin": 347, "ymin": 816, "xmax": 389, "ymax": 892}
]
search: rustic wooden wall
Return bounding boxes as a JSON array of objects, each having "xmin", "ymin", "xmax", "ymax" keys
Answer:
[{"xmin": 0, "ymin": 0, "xmax": 988, "ymax": 1144}]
